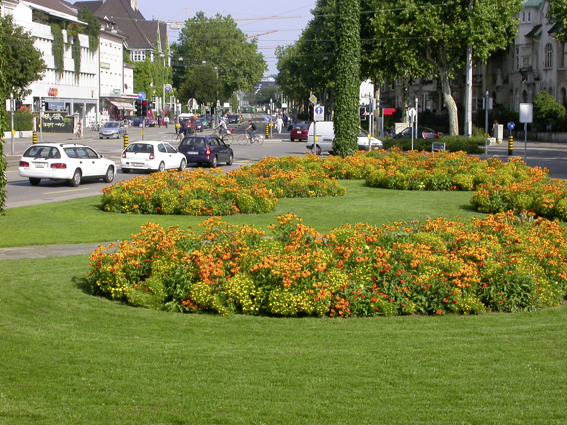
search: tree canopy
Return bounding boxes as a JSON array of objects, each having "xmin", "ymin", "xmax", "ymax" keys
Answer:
[
  {"xmin": 172, "ymin": 12, "xmax": 266, "ymax": 104},
  {"xmin": 0, "ymin": 14, "xmax": 46, "ymax": 100}
]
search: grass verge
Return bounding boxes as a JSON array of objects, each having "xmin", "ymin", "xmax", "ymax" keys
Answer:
[{"xmin": 0, "ymin": 180, "xmax": 483, "ymax": 247}]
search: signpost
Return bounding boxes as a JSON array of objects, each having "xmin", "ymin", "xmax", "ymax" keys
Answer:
[
  {"xmin": 314, "ymin": 105, "xmax": 324, "ymax": 122},
  {"xmin": 519, "ymin": 103, "xmax": 533, "ymax": 162}
]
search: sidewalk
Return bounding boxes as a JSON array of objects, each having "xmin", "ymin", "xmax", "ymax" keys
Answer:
[{"xmin": 0, "ymin": 243, "xmax": 117, "ymax": 261}]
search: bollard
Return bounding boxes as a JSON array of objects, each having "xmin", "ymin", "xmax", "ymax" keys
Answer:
[
  {"xmin": 33, "ymin": 131, "xmax": 37, "ymax": 144},
  {"xmin": 508, "ymin": 135, "xmax": 513, "ymax": 156},
  {"xmin": 265, "ymin": 124, "xmax": 270, "ymax": 139},
  {"xmin": 123, "ymin": 133, "xmax": 129, "ymax": 149}
]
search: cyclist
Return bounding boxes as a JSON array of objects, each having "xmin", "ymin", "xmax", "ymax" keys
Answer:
[
  {"xmin": 216, "ymin": 117, "xmax": 228, "ymax": 140},
  {"xmin": 245, "ymin": 120, "xmax": 257, "ymax": 143}
]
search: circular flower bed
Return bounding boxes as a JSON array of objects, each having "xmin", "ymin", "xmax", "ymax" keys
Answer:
[{"xmin": 87, "ymin": 212, "xmax": 567, "ymax": 317}]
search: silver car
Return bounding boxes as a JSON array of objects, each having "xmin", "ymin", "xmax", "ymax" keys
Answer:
[{"xmin": 99, "ymin": 121, "xmax": 127, "ymax": 139}]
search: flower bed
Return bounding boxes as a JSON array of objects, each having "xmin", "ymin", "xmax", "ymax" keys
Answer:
[
  {"xmin": 100, "ymin": 151, "xmax": 554, "ymax": 217},
  {"xmin": 87, "ymin": 212, "xmax": 567, "ymax": 317}
]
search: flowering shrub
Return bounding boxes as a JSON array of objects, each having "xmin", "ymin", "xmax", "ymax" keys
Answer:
[{"xmin": 87, "ymin": 212, "xmax": 567, "ymax": 317}]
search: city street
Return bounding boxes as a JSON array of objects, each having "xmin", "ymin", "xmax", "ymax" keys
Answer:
[
  {"xmin": 4, "ymin": 121, "xmax": 567, "ymax": 209},
  {"xmin": 3, "ymin": 116, "xmax": 310, "ymax": 208}
]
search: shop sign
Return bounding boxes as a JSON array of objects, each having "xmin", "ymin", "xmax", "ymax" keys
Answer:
[{"xmin": 48, "ymin": 88, "xmax": 58, "ymax": 97}]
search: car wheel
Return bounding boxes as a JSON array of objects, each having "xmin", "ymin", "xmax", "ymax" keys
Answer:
[
  {"xmin": 227, "ymin": 153, "xmax": 233, "ymax": 166},
  {"xmin": 122, "ymin": 168, "xmax": 130, "ymax": 174},
  {"xmin": 179, "ymin": 158, "xmax": 187, "ymax": 171},
  {"xmin": 99, "ymin": 137, "xmax": 103, "ymax": 139},
  {"xmin": 210, "ymin": 156, "xmax": 218, "ymax": 168},
  {"xmin": 69, "ymin": 169, "xmax": 81, "ymax": 187},
  {"xmin": 158, "ymin": 161, "xmax": 165, "ymax": 172},
  {"xmin": 104, "ymin": 166, "xmax": 115, "ymax": 183},
  {"xmin": 29, "ymin": 177, "xmax": 41, "ymax": 186},
  {"xmin": 290, "ymin": 138, "xmax": 294, "ymax": 142}
]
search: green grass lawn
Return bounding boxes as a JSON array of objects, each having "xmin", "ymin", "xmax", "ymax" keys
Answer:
[
  {"xmin": 0, "ymin": 180, "xmax": 484, "ymax": 247},
  {"xmin": 1, "ymin": 183, "xmax": 566, "ymax": 424}
]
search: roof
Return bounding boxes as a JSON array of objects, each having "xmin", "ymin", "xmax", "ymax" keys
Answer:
[
  {"xmin": 526, "ymin": 24, "xmax": 542, "ymax": 37},
  {"xmin": 523, "ymin": 0, "xmax": 543, "ymax": 7},
  {"xmin": 72, "ymin": 0, "xmax": 167, "ymax": 51}
]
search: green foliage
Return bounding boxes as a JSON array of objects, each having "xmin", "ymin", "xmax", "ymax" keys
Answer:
[
  {"xmin": 133, "ymin": 57, "xmax": 172, "ymax": 100},
  {"xmin": 67, "ymin": 23, "xmax": 82, "ymax": 82},
  {"xmin": 1, "ymin": 108, "xmax": 34, "ymax": 131},
  {"xmin": 0, "ymin": 42, "xmax": 6, "ymax": 214},
  {"xmin": 533, "ymin": 90, "xmax": 566, "ymax": 132},
  {"xmin": 173, "ymin": 12, "xmax": 266, "ymax": 104},
  {"xmin": 333, "ymin": 0, "xmax": 361, "ymax": 157},
  {"xmin": 51, "ymin": 23, "xmax": 64, "ymax": 77},
  {"xmin": 0, "ymin": 15, "xmax": 45, "ymax": 100},
  {"xmin": 383, "ymin": 136, "xmax": 485, "ymax": 153},
  {"xmin": 77, "ymin": 7, "xmax": 100, "ymax": 52},
  {"xmin": 178, "ymin": 63, "xmax": 221, "ymax": 105}
]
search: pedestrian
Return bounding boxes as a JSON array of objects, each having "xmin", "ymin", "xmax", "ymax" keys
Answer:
[
  {"xmin": 157, "ymin": 115, "xmax": 161, "ymax": 128},
  {"xmin": 283, "ymin": 115, "xmax": 288, "ymax": 128},
  {"xmin": 164, "ymin": 116, "xmax": 169, "ymax": 128},
  {"xmin": 275, "ymin": 116, "xmax": 283, "ymax": 134}
]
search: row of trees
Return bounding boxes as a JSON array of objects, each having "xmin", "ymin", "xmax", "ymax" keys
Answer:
[
  {"xmin": 171, "ymin": 12, "xmax": 267, "ymax": 108},
  {"xmin": 276, "ymin": 0, "xmax": 528, "ymax": 141}
]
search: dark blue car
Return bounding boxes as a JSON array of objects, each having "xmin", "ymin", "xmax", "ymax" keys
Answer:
[{"xmin": 178, "ymin": 135, "xmax": 233, "ymax": 168}]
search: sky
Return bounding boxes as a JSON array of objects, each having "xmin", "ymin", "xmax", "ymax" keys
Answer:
[{"xmin": 136, "ymin": 0, "xmax": 317, "ymax": 76}]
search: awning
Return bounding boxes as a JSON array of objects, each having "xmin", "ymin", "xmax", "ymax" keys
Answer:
[
  {"xmin": 109, "ymin": 100, "xmax": 134, "ymax": 111},
  {"xmin": 526, "ymin": 24, "xmax": 542, "ymax": 37}
]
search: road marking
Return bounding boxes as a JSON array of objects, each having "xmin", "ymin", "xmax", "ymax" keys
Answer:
[{"xmin": 44, "ymin": 188, "xmax": 92, "ymax": 195}]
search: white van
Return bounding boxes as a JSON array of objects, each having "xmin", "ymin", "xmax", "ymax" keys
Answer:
[{"xmin": 306, "ymin": 121, "xmax": 382, "ymax": 154}]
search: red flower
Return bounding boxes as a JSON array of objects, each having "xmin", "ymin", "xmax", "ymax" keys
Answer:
[{"xmin": 436, "ymin": 310, "xmax": 443, "ymax": 315}]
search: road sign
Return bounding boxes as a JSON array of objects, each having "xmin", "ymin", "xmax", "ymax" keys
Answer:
[
  {"xmin": 314, "ymin": 105, "xmax": 324, "ymax": 122},
  {"xmin": 164, "ymin": 84, "xmax": 172, "ymax": 92},
  {"xmin": 507, "ymin": 122, "xmax": 515, "ymax": 131},
  {"xmin": 309, "ymin": 94, "xmax": 317, "ymax": 104},
  {"xmin": 519, "ymin": 103, "xmax": 533, "ymax": 123},
  {"xmin": 137, "ymin": 91, "xmax": 146, "ymax": 100},
  {"xmin": 264, "ymin": 116, "xmax": 270, "ymax": 122}
]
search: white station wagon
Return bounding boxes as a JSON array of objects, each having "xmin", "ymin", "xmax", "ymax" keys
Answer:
[
  {"xmin": 120, "ymin": 141, "xmax": 187, "ymax": 173},
  {"xmin": 18, "ymin": 143, "xmax": 116, "ymax": 187}
]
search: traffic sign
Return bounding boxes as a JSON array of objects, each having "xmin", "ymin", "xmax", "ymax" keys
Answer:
[
  {"xmin": 137, "ymin": 91, "xmax": 146, "ymax": 100},
  {"xmin": 507, "ymin": 122, "xmax": 515, "ymax": 131},
  {"xmin": 164, "ymin": 84, "xmax": 172, "ymax": 92},
  {"xmin": 314, "ymin": 105, "xmax": 324, "ymax": 122},
  {"xmin": 309, "ymin": 94, "xmax": 317, "ymax": 104},
  {"xmin": 264, "ymin": 116, "xmax": 270, "ymax": 122}
]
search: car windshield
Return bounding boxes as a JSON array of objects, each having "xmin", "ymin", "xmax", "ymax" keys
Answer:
[
  {"xmin": 126, "ymin": 143, "xmax": 154, "ymax": 153},
  {"xmin": 180, "ymin": 138, "xmax": 206, "ymax": 147},
  {"xmin": 295, "ymin": 124, "xmax": 309, "ymax": 130},
  {"xmin": 23, "ymin": 146, "xmax": 61, "ymax": 159},
  {"xmin": 105, "ymin": 122, "xmax": 119, "ymax": 128}
]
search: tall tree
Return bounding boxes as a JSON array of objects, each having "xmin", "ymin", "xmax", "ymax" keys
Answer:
[
  {"xmin": 0, "ymin": 15, "xmax": 45, "ymax": 100},
  {"xmin": 333, "ymin": 0, "xmax": 361, "ymax": 157},
  {"xmin": 364, "ymin": 0, "xmax": 522, "ymax": 136},
  {"xmin": 547, "ymin": 0, "xmax": 567, "ymax": 44},
  {"xmin": 173, "ymin": 12, "xmax": 266, "ymax": 104}
]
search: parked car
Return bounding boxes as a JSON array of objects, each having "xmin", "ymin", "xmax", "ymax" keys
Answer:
[
  {"xmin": 196, "ymin": 117, "xmax": 209, "ymax": 129},
  {"xmin": 199, "ymin": 114, "xmax": 213, "ymax": 126},
  {"xmin": 290, "ymin": 123, "xmax": 309, "ymax": 142},
  {"xmin": 99, "ymin": 121, "xmax": 127, "ymax": 139},
  {"xmin": 177, "ymin": 135, "xmax": 233, "ymax": 168},
  {"xmin": 18, "ymin": 143, "xmax": 116, "ymax": 187},
  {"xmin": 121, "ymin": 141, "xmax": 187, "ymax": 173},
  {"xmin": 306, "ymin": 121, "xmax": 383, "ymax": 154},
  {"xmin": 227, "ymin": 114, "xmax": 239, "ymax": 124},
  {"xmin": 393, "ymin": 126, "xmax": 444, "ymax": 139}
]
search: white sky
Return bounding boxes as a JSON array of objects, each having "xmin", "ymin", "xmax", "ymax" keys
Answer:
[{"xmin": 137, "ymin": 0, "xmax": 316, "ymax": 76}]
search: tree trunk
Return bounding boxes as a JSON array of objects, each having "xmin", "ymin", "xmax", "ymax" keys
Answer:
[{"xmin": 440, "ymin": 70, "xmax": 459, "ymax": 136}]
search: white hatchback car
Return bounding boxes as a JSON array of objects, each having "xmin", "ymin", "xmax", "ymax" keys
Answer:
[
  {"xmin": 18, "ymin": 143, "xmax": 116, "ymax": 187},
  {"xmin": 121, "ymin": 141, "xmax": 187, "ymax": 173}
]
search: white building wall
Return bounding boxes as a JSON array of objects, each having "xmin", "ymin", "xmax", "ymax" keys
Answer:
[{"xmin": 99, "ymin": 32, "xmax": 125, "ymax": 97}]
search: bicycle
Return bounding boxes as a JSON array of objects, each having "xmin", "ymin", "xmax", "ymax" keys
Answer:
[
  {"xmin": 215, "ymin": 129, "xmax": 234, "ymax": 145},
  {"xmin": 89, "ymin": 122, "xmax": 100, "ymax": 131},
  {"xmin": 237, "ymin": 133, "xmax": 263, "ymax": 146}
]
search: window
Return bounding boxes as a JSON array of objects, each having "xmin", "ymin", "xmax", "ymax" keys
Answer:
[
  {"xmin": 521, "ymin": 11, "xmax": 531, "ymax": 23},
  {"xmin": 130, "ymin": 50, "xmax": 146, "ymax": 62},
  {"xmin": 544, "ymin": 43, "xmax": 553, "ymax": 68}
]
